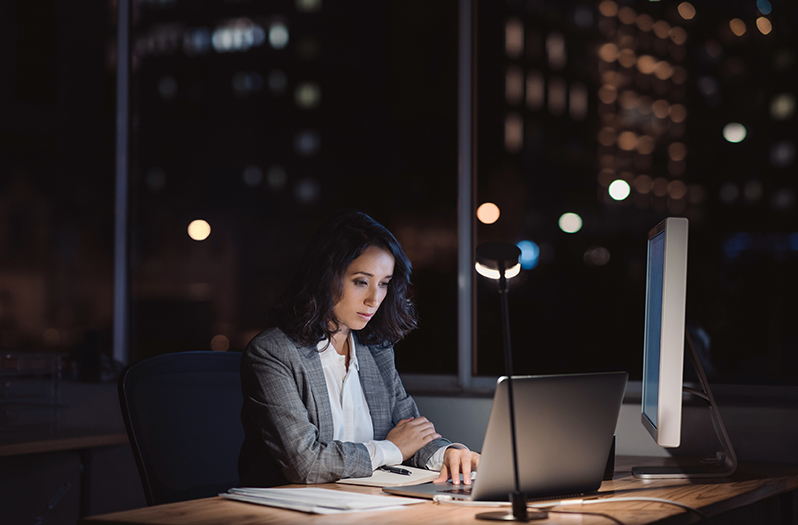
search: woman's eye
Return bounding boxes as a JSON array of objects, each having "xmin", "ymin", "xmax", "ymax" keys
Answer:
[
  {"xmin": 379, "ymin": 281, "xmax": 390, "ymax": 288},
  {"xmin": 355, "ymin": 280, "xmax": 367, "ymax": 286}
]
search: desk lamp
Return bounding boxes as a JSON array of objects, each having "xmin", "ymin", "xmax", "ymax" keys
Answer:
[{"xmin": 475, "ymin": 243, "xmax": 546, "ymax": 522}]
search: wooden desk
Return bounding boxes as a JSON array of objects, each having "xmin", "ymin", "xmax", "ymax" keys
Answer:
[{"xmin": 79, "ymin": 457, "xmax": 798, "ymax": 525}]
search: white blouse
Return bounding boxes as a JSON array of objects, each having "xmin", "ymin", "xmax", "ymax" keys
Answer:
[{"xmin": 317, "ymin": 334, "xmax": 453, "ymax": 471}]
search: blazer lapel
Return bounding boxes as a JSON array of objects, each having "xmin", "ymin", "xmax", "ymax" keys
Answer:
[
  {"xmin": 354, "ymin": 337, "xmax": 392, "ymax": 439},
  {"xmin": 298, "ymin": 342, "xmax": 335, "ymax": 443}
]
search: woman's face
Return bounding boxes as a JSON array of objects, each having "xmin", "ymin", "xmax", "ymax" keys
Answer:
[{"xmin": 333, "ymin": 245, "xmax": 395, "ymax": 333}]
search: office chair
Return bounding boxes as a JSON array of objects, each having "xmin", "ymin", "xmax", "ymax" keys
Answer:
[{"xmin": 118, "ymin": 351, "xmax": 244, "ymax": 506}]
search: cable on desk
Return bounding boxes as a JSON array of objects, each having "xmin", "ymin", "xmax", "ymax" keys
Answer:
[
  {"xmin": 432, "ymin": 495, "xmax": 712, "ymax": 524},
  {"xmin": 535, "ymin": 496, "xmax": 712, "ymax": 525}
]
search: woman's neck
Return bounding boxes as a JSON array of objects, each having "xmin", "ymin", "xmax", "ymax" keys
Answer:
[{"xmin": 330, "ymin": 329, "xmax": 351, "ymax": 356}]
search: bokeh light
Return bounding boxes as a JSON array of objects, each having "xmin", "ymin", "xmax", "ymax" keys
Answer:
[
  {"xmin": 211, "ymin": 335, "xmax": 230, "ymax": 352},
  {"xmin": 188, "ymin": 219, "xmax": 211, "ymax": 241},
  {"xmin": 757, "ymin": 17, "xmax": 773, "ymax": 35},
  {"xmin": 584, "ymin": 247, "xmax": 611, "ymax": 266},
  {"xmin": 723, "ymin": 123, "xmax": 747, "ymax": 143},
  {"xmin": 477, "ymin": 202, "xmax": 501, "ymax": 224},
  {"xmin": 677, "ymin": 2, "xmax": 695, "ymax": 20},
  {"xmin": 770, "ymin": 93, "xmax": 795, "ymax": 121},
  {"xmin": 559, "ymin": 212, "xmax": 583, "ymax": 234},
  {"xmin": 729, "ymin": 18, "xmax": 746, "ymax": 37},
  {"xmin": 608, "ymin": 179, "xmax": 631, "ymax": 200},
  {"xmin": 268, "ymin": 22, "xmax": 289, "ymax": 49},
  {"xmin": 517, "ymin": 240, "xmax": 540, "ymax": 270}
]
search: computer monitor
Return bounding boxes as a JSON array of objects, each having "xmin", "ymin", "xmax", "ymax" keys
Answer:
[
  {"xmin": 633, "ymin": 217, "xmax": 737, "ymax": 479},
  {"xmin": 641, "ymin": 217, "xmax": 688, "ymax": 448}
]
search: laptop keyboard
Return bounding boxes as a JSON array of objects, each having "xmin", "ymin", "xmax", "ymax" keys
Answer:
[{"xmin": 438, "ymin": 486, "xmax": 473, "ymax": 495}]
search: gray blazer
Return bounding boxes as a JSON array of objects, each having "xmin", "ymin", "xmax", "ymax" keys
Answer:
[{"xmin": 238, "ymin": 327, "xmax": 451, "ymax": 487}]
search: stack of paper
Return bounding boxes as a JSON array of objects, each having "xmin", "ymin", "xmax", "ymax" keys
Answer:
[{"xmin": 221, "ymin": 487, "xmax": 425, "ymax": 514}]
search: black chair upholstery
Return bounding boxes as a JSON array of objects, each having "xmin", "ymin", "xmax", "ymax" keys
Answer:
[{"xmin": 118, "ymin": 351, "xmax": 244, "ymax": 506}]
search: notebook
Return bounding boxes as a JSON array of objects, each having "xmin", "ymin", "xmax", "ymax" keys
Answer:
[{"xmin": 384, "ymin": 371, "xmax": 628, "ymax": 502}]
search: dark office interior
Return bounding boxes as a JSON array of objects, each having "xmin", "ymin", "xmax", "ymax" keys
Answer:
[{"xmin": 1, "ymin": 0, "xmax": 797, "ymax": 524}]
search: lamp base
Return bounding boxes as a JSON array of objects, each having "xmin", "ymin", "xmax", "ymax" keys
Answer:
[{"xmin": 475, "ymin": 509, "xmax": 548, "ymax": 521}]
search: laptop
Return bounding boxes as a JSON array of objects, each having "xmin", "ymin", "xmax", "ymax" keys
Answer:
[{"xmin": 385, "ymin": 371, "xmax": 628, "ymax": 502}]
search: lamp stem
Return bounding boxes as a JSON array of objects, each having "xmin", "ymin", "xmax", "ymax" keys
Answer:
[{"xmin": 499, "ymin": 265, "xmax": 527, "ymax": 520}]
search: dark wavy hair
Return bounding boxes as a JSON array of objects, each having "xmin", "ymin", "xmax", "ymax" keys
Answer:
[{"xmin": 271, "ymin": 210, "xmax": 418, "ymax": 347}]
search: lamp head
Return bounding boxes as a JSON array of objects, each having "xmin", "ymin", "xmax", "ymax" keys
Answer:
[{"xmin": 475, "ymin": 242, "xmax": 522, "ymax": 280}]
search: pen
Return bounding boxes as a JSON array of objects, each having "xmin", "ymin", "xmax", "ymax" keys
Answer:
[{"xmin": 380, "ymin": 465, "xmax": 412, "ymax": 476}]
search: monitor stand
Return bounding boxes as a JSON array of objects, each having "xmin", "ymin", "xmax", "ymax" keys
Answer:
[{"xmin": 632, "ymin": 330, "xmax": 738, "ymax": 479}]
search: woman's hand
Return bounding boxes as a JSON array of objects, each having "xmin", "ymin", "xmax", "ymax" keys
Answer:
[
  {"xmin": 434, "ymin": 447, "xmax": 480, "ymax": 485},
  {"xmin": 386, "ymin": 417, "xmax": 441, "ymax": 460}
]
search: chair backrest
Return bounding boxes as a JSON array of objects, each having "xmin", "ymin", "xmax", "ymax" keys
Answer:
[{"xmin": 118, "ymin": 351, "xmax": 244, "ymax": 506}]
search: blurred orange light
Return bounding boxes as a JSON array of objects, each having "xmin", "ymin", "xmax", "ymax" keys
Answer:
[
  {"xmin": 477, "ymin": 202, "xmax": 501, "ymax": 224},
  {"xmin": 730, "ymin": 18, "xmax": 746, "ymax": 37},
  {"xmin": 598, "ymin": 0, "xmax": 618, "ymax": 17},
  {"xmin": 678, "ymin": 2, "xmax": 696, "ymax": 20},
  {"xmin": 211, "ymin": 335, "xmax": 230, "ymax": 352},
  {"xmin": 756, "ymin": 17, "xmax": 772, "ymax": 35}
]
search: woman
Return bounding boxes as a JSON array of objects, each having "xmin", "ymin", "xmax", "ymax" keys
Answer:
[{"xmin": 238, "ymin": 210, "xmax": 479, "ymax": 487}]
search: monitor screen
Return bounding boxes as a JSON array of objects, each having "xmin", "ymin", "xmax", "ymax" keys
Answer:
[{"xmin": 642, "ymin": 229, "xmax": 665, "ymax": 430}]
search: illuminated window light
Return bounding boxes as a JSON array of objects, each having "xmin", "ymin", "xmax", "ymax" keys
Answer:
[
  {"xmin": 559, "ymin": 213, "xmax": 583, "ymax": 234},
  {"xmin": 729, "ymin": 18, "xmax": 746, "ymax": 37},
  {"xmin": 598, "ymin": 0, "xmax": 618, "ymax": 18},
  {"xmin": 757, "ymin": 17, "xmax": 773, "ymax": 35},
  {"xmin": 505, "ymin": 66, "xmax": 524, "ymax": 105},
  {"xmin": 269, "ymin": 22, "xmax": 289, "ymax": 49},
  {"xmin": 609, "ymin": 179, "xmax": 631, "ymax": 200},
  {"xmin": 678, "ymin": 2, "xmax": 695, "ymax": 20},
  {"xmin": 584, "ymin": 247, "xmax": 610, "ymax": 266},
  {"xmin": 526, "ymin": 72, "xmax": 544, "ymax": 110},
  {"xmin": 770, "ymin": 140, "xmax": 795, "ymax": 168},
  {"xmin": 296, "ymin": 0, "xmax": 322, "ymax": 13},
  {"xmin": 770, "ymin": 93, "xmax": 795, "ymax": 120},
  {"xmin": 504, "ymin": 112, "xmax": 523, "ymax": 152},
  {"xmin": 570, "ymin": 83, "xmax": 588, "ymax": 121},
  {"xmin": 546, "ymin": 32, "xmax": 566, "ymax": 70},
  {"xmin": 505, "ymin": 18, "xmax": 524, "ymax": 58},
  {"xmin": 188, "ymin": 220, "xmax": 211, "ymax": 241},
  {"xmin": 477, "ymin": 202, "xmax": 501, "ymax": 224},
  {"xmin": 295, "ymin": 82, "xmax": 321, "ymax": 109},
  {"xmin": 723, "ymin": 123, "xmax": 747, "ymax": 143},
  {"xmin": 517, "ymin": 240, "xmax": 540, "ymax": 270}
]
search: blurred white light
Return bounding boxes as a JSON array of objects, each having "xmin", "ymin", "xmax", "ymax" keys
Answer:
[
  {"xmin": 295, "ymin": 130, "xmax": 320, "ymax": 156},
  {"xmin": 608, "ymin": 179, "xmax": 631, "ymax": 201},
  {"xmin": 295, "ymin": 179, "xmax": 320, "ymax": 204},
  {"xmin": 295, "ymin": 82, "xmax": 321, "ymax": 109},
  {"xmin": 770, "ymin": 140, "xmax": 795, "ymax": 167},
  {"xmin": 584, "ymin": 247, "xmax": 611, "ymax": 266},
  {"xmin": 770, "ymin": 93, "xmax": 795, "ymax": 121},
  {"xmin": 296, "ymin": 0, "xmax": 322, "ymax": 12},
  {"xmin": 719, "ymin": 183, "xmax": 739, "ymax": 204},
  {"xmin": 517, "ymin": 240, "xmax": 540, "ymax": 270},
  {"xmin": 723, "ymin": 123, "xmax": 747, "ymax": 143},
  {"xmin": 242, "ymin": 165, "xmax": 263, "ymax": 187},
  {"xmin": 269, "ymin": 22, "xmax": 289, "ymax": 49},
  {"xmin": 188, "ymin": 219, "xmax": 211, "ymax": 241},
  {"xmin": 559, "ymin": 213, "xmax": 583, "ymax": 234}
]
